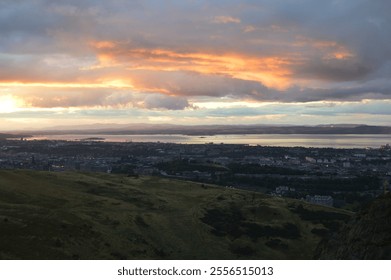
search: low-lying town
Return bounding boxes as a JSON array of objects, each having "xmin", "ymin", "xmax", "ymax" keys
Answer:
[{"xmin": 1, "ymin": 138, "xmax": 390, "ymax": 211}]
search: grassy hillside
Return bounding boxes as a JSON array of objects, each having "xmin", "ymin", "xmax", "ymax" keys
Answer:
[
  {"xmin": 0, "ymin": 170, "xmax": 352, "ymax": 259},
  {"xmin": 315, "ymin": 193, "xmax": 391, "ymax": 259}
]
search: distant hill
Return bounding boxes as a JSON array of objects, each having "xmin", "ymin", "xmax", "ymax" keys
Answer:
[
  {"xmin": 315, "ymin": 193, "xmax": 391, "ymax": 259},
  {"xmin": 0, "ymin": 133, "xmax": 31, "ymax": 140},
  {"xmin": 0, "ymin": 170, "xmax": 352, "ymax": 259},
  {"xmin": 7, "ymin": 124, "xmax": 391, "ymax": 136}
]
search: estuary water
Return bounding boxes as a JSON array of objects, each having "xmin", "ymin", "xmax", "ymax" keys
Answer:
[{"xmin": 28, "ymin": 134, "xmax": 391, "ymax": 148}]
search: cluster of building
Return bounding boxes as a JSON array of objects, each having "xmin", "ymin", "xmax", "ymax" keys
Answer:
[{"xmin": 1, "ymin": 138, "xmax": 390, "ymax": 208}]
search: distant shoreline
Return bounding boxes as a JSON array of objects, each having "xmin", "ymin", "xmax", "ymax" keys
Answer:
[
  {"xmin": 79, "ymin": 137, "xmax": 106, "ymax": 141},
  {"xmin": 23, "ymin": 133, "xmax": 391, "ymax": 149},
  {"xmin": 5, "ymin": 124, "xmax": 391, "ymax": 136},
  {"xmin": 2, "ymin": 125, "xmax": 391, "ymax": 143}
]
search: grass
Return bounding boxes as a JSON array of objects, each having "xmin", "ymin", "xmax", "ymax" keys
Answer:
[{"xmin": 0, "ymin": 169, "xmax": 352, "ymax": 259}]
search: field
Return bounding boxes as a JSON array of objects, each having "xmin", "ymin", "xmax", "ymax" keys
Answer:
[{"xmin": 0, "ymin": 170, "xmax": 352, "ymax": 259}]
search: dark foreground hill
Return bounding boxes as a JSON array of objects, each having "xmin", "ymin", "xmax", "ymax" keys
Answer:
[
  {"xmin": 0, "ymin": 170, "xmax": 352, "ymax": 259},
  {"xmin": 315, "ymin": 193, "xmax": 391, "ymax": 259}
]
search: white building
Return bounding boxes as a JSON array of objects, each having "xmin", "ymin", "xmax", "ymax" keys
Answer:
[{"xmin": 305, "ymin": 195, "xmax": 334, "ymax": 207}]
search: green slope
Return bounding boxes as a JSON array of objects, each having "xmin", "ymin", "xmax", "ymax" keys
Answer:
[
  {"xmin": 0, "ymin": 170, "xmax": 352, "ymax": 259},
  {"xmin": 315, "ymin": 193, "xmax": 391, "ymax": 259}
]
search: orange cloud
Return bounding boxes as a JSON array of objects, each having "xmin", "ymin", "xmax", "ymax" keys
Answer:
[
  {"xmin": 294, "ymin": 36, "xmax": 355, "ymax": 60},
  {"xmin": 91, "ymin": 43, "xmax": 295, "ymax": 90},
  {"xmin": 90, "ymin": 41, "xmax": 116, "ymax": 49}
]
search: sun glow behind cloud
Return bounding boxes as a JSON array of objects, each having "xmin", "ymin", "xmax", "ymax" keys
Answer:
[
  {"xmin": 0, "ymin": 95, "xmax": 20, "ymax": 113},
  {"xmin": 91, "ymin": 43, "xmax": 295, "ymax": 90},
  {"xmin": 0, "ymin": 0, "xmax": 391, "ymax": 130}
]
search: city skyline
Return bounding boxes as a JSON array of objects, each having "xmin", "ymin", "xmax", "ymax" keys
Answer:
[{"xmin": 1, "ymin": 0, "xmax": 391, "ymax": 130}]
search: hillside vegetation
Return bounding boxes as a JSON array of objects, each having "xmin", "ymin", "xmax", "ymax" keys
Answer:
[
  {"xmin": 315, "ymin": 193, "xmax": 391, "ymax": 259},
  {"xmin": 0, "ymin": 170, "xmax": 352, "ymax": 259}
]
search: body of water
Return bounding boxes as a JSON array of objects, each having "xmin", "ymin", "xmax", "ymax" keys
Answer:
[{"xmin": 28, "ymin": 134, "xmax": 391, "ymax": 148}]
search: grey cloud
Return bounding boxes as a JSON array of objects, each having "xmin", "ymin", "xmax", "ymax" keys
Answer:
[
  {"xmin": 193, "ymin": 99, "xmax": 391, "ymax": 119},
  {"xmin": 130, "ymin": 69, "xmax": 391, "ymax": 103},
  {"xmin": 282, "ymin": 85, "xmax": 391, "ymax": 103},
  {"xmin": 3, "ymin": 100, "xmax": 391, "ymax": 123},
  {"xmin": 293, "ymin": 57, "xmax": 372, "ymax": 82},
  {"xmin": 206, "ymin": 107, "xmax": 274, "ymax": 117},
  {"xmin": 271, "ymin": 0, "xmax": 391, "ymax": 81},
  {"xmin": 130, "ymin": 70, "xmax": 272, "ymax": 99},
  {"xmin": 10, "ymin": 86, "xmax": 192, "ymax": 110},
  {"xmin": 0, "ymin": 54, "xmax": 80, "ymax": 83},
  {"xmin": 143, "ymin": 94, "xmax": 190, "ymax": 110},
  {"xmin": 22, "ymin": 89, "xmax": 117, "ymax": 108}
]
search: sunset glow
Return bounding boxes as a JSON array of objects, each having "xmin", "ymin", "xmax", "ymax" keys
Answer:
[
  {"xmin": 0, "ymin": 95, "xmax": 19, "ymax": 113},
  {"xmin": 0, "ymin": 0, "xmax": 390, "ymax": 130}
]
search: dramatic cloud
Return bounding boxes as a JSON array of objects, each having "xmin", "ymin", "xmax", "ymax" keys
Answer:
[
  {"xmin": 3, "ymin": 87, "xmax": 191, "ymax": 111},
  {"xmin": 0, "ymin": 0, "xmax": 391, "ymax": 129}
]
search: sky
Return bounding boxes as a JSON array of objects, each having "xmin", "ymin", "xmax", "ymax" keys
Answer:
[{"xmin": 1, "ymin": 0, "xmax": 391, "ymax": 130}]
